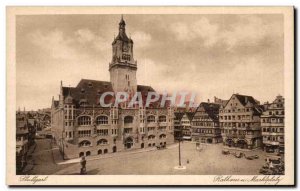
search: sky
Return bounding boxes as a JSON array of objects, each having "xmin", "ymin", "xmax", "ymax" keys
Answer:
[{"xmin": 16, "ymin": 14, "xmax": 284, "ymax": 110}]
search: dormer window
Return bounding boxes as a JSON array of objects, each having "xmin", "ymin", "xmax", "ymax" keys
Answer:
[
  {"xmin": 81, "ymin": 88, "xmax": 85, "ymax": 93},
  {"xmin": 88, "ymin": 82, "xmax": 93, "ymax": 88}
]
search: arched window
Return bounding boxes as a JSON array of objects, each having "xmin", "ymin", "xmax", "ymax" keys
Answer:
[
  {"xmin": 97, "ymin": 139, "xmax": 108, "ymax": 145},
  {"xmin": 159, "ymin": 134, "xmax": 167, "ymax": 139},
  {"xmin": 78, "ymin": 116, "xmax": 91, "ymax": 126},
  {"xmin": 147, "ymin": 115, "xmax": 155, "ymax": 123},
  {"xmin": 159, "ymin": 116, "xmax": 167, "ymax": 122},
  {"xmin": 124, "ymin": 116, "xmax": 133, "ymax": 124},
  {"xmin": 148, "ymin": 135, "xmax": 155, "ymax": 140},
  {"xmin": 96, "ymin": 116, "xmax": 108, "ymax": 125},
  {"xmin": 79, "ymin": 140, "xmax": 91, "ymax": 147},
  {"xmin": 98, "ymin": 149, "xmax": 102, "ymax": 155},
  {"xmin": 104, "ymin": 149, "xmax": 108, "ymax": 154}
]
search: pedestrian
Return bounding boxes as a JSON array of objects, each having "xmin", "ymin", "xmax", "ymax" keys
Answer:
[
  {"xmin": 80, "ymin": 156, "xmax": 87, "ymax": 175},
  {"xmin": 187, "ymin": 159, "xmax": 189, "ymax": 164}
]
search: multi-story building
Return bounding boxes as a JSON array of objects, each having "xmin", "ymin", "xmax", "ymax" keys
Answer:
[
  {"xmin": 220, "ymin": 94, "xmax": 264, "ymax": 150},
  {"xmin": 191, "ymin": 102, "xmax": 222, "ymax": 144},
  {"xmin": 51, "ymin": 17, "xmax": 175, "ymax": 159},
  {"xmin": 181, "ymin": 112, "xmax": 194, "ymax": 141},
  {"xmin": 261, "ymin": 95, "xmax": 285, "ymax": 154},
  {"xmin": 174, "ymin": 112, "xmax": 184, "ymax": 140},
  {"xmin": 16, "ymin": 111, "xmax": 29, "ymax": 172}
]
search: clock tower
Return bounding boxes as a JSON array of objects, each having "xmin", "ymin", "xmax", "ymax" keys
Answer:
[{"xmin": 109, "ymin": 16, "xmax": 137, "ymax": 95}]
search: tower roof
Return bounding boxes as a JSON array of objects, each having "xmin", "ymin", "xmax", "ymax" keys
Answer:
[
  {"xmin": 113, "ymin": 15, "xmax": 133, "ymax": 44},
  {"xmin": 119, "ymin": 15, "xmax": 126, "ymax": 26}
]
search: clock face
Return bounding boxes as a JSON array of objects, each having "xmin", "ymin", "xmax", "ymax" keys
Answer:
[{"xmin": 123, "ymin": 43, "xmax": 129, "ymax": 52}]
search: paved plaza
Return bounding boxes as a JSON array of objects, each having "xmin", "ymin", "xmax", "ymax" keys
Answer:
[{"xmin": 51, "ymin": 141, "xmax": 267, "ymax": 175}]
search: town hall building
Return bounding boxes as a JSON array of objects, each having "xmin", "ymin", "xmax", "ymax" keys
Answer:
[{"xmin": 51, "ymin": 17, "xmax": 175, "ymax": 159}]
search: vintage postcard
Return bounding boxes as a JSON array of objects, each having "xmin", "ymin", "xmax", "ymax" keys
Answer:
[{"xmin": 6, "ymin": 6, "xmax": 294, "ymax": 185}]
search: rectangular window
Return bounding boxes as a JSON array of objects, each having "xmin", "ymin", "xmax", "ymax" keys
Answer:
[{"xmin": 97, "ymin": 129, "xmax": 109, "ymax": 136}]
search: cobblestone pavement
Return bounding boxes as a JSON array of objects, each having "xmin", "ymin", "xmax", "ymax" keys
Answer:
[{"xmin": 54, "ymin": 141, "xmax": 267, "ymax": 175}]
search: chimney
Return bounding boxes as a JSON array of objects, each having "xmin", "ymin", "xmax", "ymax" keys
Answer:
[{"xmin": 207, "ymin": 99, "xmax": 210, "ymax": 103}]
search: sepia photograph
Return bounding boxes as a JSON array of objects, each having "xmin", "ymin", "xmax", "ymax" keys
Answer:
[{"xmin": 6, "ymin": 6, "xmax": 294, "ymax": 186}]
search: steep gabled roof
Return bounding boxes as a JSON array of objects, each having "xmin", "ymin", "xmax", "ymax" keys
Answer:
[
  {"xmin": 174, "ymin": 112, "xmax": 184, "ymax": 120},
  {"xmin": 234, "ymin": 94, "xmax": 257, "ymax": 106},
  {"xmin": 185, "ymin": 112, "xmax": 195, "ymax": 121},
  {"xmin": 196, "ymin": 102, "xmax": 220, "ymax": 121}
]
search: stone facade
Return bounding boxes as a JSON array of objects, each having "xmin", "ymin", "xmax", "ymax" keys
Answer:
[
  {"xmin": 261, "ymin": 95, "xmax": 285, "ymax": 154},
  {"xmin": 51, "ymin": 17, "xmax": 174, "ymax": 159}
]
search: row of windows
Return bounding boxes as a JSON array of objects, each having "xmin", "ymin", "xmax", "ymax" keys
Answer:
[
  {"xmin": 266, "ymin": 111, "xmax": 284, "ymax": 115},
  {"xmin": 192, "ymin": 122, "xmax": 217, "ymax": 127},
  {"xmin": 77, "ymin": 115, "xmax": 168, "ymax": 126},
  {"xmin": 78, "ymin": 139, "xmax": 109, "ymax": 147},
  {"xmin": 65, "ymin": 131, "xmax": 74, "ymax": 138},
  {"xmin": 96, "ymin": 129, "xmax": 108, "ymax": 136},
  {"xmin": 220, "ymin": 115, "xmax": 251, "ymax": 121},
  {"xmin": 147, "ymin": 134, "xmax": 167, "ymax": 139},
  {"xmin": 263, "ymin": 136, "xmax": 284, "ymax": 141},
  {"xmin": 262, "ymin": 127, "xmax": 284, "ymax": 133},
  {"xmin": 220, "ymin": 108, "xmax": 251, "ymax": 113},
  {"xmin": 262, "ymin": 118, "xmax": 284, "ymax": 123},
  {"xmin": 220, "ymin": 122, "xmax": 256, "ymax": 127},
  {"xmin": 78, "ymin": 130, "xmax": 91, "ymax": 137},
  {"xmin": 193, "ymin": 129, "xmax": 215, "ymax": 134}
]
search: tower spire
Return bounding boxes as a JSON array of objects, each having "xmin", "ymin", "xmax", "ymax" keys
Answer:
[{"xmin": 119, "ymin": 14, "xmax": 126, "ymax": 30}]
